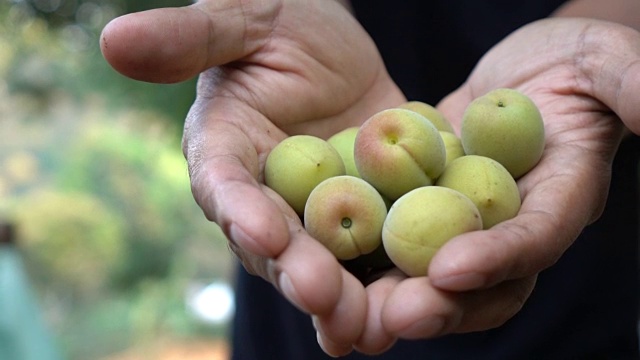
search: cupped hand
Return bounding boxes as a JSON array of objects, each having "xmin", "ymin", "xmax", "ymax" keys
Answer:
[
  {"xmin": 360, "ymin": 17, "xmax": 640, "ymax": 350},
  {"xmin": 101, "ymin": 0, "xmax": 405, "ymax": 356}
]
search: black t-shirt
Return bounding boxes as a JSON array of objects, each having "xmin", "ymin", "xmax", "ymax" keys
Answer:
[
  {"xmin": 352, "ymin": 0, "xmax": 568, "ymax": 104},
  {"xmin": 231, "ymin": 2, "xmax": 640, "ymax": 359}
]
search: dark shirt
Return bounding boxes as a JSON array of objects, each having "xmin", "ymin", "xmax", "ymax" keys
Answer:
[{"xmin": 231, "ymin": 1, "xmax": 640, "ymax": 359}]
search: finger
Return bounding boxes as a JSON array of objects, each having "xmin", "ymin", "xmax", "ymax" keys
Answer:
[
  {"xmin": 353, "ymin": 269, "xmax": 405, "ymax": 355},
  {"xmin": 427, "ymin": 131, "xmax": 616, "ymax": 291},
  {"xmin": 315, "ymin": 332, "xmax": 352, "ymax": 358},
  {"xmin": 273, "ymin": 231, "xmax": 345, "ymax": 316},
  {"xmin": 312, "ymin": 270, "xmax": 368, "ymax": 357},
  {"xmin": 579, "ymin": 21, "xmax": 640, "ymax": 133},
  {"xmin": 100, "ymin": 0, "xmax": 275, "ymax": 83},
  {"xmin": 426, "ymin": 201, "xmax": 572, "ymax": 292},
  {"xmin": 226, "ymin": 189, "xmax": 347, "ymax": 316},
  {"xmin": 381, "ymin": 276, "xmax": 536, "ymax": 338},
  {"xmin": 186, "ymin": 120, "xmax": 346, "ymax": 316},
  {"xmin": 184, "ymin": 112, "xmax": 291, "ymax": 258}
]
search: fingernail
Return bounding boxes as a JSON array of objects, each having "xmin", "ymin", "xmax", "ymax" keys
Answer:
[
  {"xmin": 316, "ymin": 332, "xmax": 338, "ymax": 358},
  {"xmin": 398, "ymin": 316, "xmax": 445, "ymax": 339},
  {"xmin": 431, "ymin": 272, "xmax": 486, "ymax": 290},
  {"xmin": 228, "ymin": 223, "xmax": 244, "ymax": 245},
  {"xmin": 278, "ymin": 272, "xmax": 305, "ymax": 312},
  {"xmin": 229, "ymin": 223, "xmax": 269, "ymax": 256}
]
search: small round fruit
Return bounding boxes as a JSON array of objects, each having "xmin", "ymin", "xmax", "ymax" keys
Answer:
[
  {"xmin": 304, "ymin": 175, "xmax": 388, "ymax": 260},
  {"xmin": 265, "ymin": 135, "xmax": 345, "ymax": 214},
  {"xmin": 382, "ymin": 186, "xmax": 482, "ymax": 277},
  {"xmin": 440, "ymin": 131, "xmax": 465, "ymax": 168},
  {"xmin": 436, "ymin": 155, "xmax": 521, "ymax": 229},
  {"xmin": 327, "ymin": 127, "xmax": 361, "ymax": 177},
  {"xmin": 354, "ymin": 108, "xmax": 446, "ymax": 200},
  {"xmin": 398, "ymin": 101, "xmax": 455, "ymax": 133},
  {"xmin": 461, "ymin": 88, "xmax": 545, "ymax": 178}
]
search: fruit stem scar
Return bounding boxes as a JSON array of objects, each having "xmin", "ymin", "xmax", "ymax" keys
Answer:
[
  {"xmin": 497, "ymin": 100, "xmax": 505, "ymax": 107},
  {"xmin": 385, "ymin": 133, "xmax": 399, "ymax": 145},
  {"xmin": 341, "ymin": 217, "xmax": 353, "ymax": 229}
]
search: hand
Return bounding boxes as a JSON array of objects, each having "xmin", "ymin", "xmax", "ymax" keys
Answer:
[
  {"xmin": 365, "ymin": 17, "xmax": 640, "ymax": 348},
  {"xmin": 101, "ymin": 0, "xmax": 405, "ymax": 356}
]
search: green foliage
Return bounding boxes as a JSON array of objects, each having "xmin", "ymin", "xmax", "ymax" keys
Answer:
[
  {"xmin": 0, "ymin": 0, "xmax": 197, "ymax": 128},
  {"xmin": 22, "ymin": 0, "xmax": 193, "ymax": 27},
  {"xmin": 0, "ymin": 1, "xmax": 235, "ymax": 359},
  {"xmin": 53, "ymin": 111, "xmax": 215, "ymax": 289},
  {"xmin": 12, "ymin": 189, "xmax": 126, "ymax": 298}
]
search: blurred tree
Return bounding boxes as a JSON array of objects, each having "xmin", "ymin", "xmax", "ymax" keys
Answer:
[
  {"xmin": 22, "ymin": 0, "xmax": 192, "ymax": 27},
  {"xmin": 53, "ymin": 110, "xmax": 204, "ymax": 288},
  {"xmin": 12, "ymin": 189, "xmax": 126, "ymax": 300},
  {"xmin": 1, "ymin": 1, "xmax": 235, "ymax": 358},
  {"xmin": 2, "ymin": 0, "xmax": 197, "ymax": 129}
]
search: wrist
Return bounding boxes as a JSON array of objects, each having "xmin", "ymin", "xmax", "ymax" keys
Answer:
[{"xmin": 552, "ymin": 0, "xmax": 640, "ymax": 31}]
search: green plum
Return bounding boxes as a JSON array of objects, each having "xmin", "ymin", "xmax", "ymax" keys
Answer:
[
  {"xmin": 382, "ymin": 186, "xmax": 482, "ymax": 277},
  {"xmin": 461, "ymin": 88, "xmax": 545, "ymax": 178},
  {"xmin": 327, "ymin": 126, "xmax": 361, "ymax": 177},
  {"xmin": 436, "ymin": 155, "xmax": 521, "ymax": 229},
  {"xmin": 398, "ymin": 101, "xmax": 455, "ymax": 133},
  {"xmin": 264, "ymin": 135, "xmax": 345, "ymax": 214},
  {"xmin": 354, "ymin": 108, "xmax": 446, "ymax": 200},
  {"xmin": 304, "ymin": 175, "xmax": 388, "ymax": 260}
]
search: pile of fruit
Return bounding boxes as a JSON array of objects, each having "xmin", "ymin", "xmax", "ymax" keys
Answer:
[{"xmin": 264, "ymin": 88, "xmax": 545, "ymax": 277}]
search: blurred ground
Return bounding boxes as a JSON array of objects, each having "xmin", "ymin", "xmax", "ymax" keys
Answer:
[{"xmin": 103, "ymin": 339, "xmax": 229, "ymax": 360}]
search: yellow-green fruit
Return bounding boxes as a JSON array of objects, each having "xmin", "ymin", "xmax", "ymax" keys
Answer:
[
  {"xmin": 461, "ymin": 88, "xmax": 545, "ymax": 178},
  {"xmin": 382, "ymin": 186, "xmax": 482, "ymax": 277},
  {"xmin": 398, "ymin": 101, "xmax": 455, "ymax": 133},
  {"xmin": 304, "ymin": 175, "xmax": 388, "ymax": 260},
  {"xmin": 327, "ymin": 127, "xmax": 360, "ymax": 177},
  {"xmin": 265, "ymin": 135, "xmax": 345, "ymax": 214},
  {"xmin": 354, "ymin": 108, "xmax": 446, "ymax": 200},
  {"xmin": 440, "ymin": 131, "xmax": 465, "ymax": 168},
  {"xmin": 436, "ymin": 155, "xmax": 521, "ymax": 229}
]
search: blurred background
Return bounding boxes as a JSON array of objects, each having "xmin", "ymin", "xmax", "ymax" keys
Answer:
[{"xmin": 0, "ymin": 0, "xmax": 236, "ymax": 358}]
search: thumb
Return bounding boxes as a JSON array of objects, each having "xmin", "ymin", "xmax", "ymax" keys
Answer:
[
  {"xmin": 100, "ymin": 0, "xmax": 275, "ymax": 83},
  {"xmin": 583, "ymin": 22, "xmax": 640, "ymax": 134}
]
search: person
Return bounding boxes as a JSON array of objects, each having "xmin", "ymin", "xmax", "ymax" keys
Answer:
[{"xmin": 100, "ymin": 0, "xmax": 640, "ymax": 358}]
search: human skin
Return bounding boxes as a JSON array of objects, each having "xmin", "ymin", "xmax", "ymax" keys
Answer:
[{"xmin": 100, "ymin": 0, "xmax": 640, "ymax": 356}]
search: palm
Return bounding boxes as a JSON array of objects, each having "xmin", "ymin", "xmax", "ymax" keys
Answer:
[
  {"xmin": 442, "ymin": 18, "xmax": 624, "ymax": 241},
  {"xmin": 192, "ymin": 0, "xmax": 403, "ymax": 138},
  {"xmin": 180, "ymin": 0, "xmax": 404, "ymax": 277}
]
